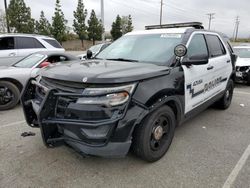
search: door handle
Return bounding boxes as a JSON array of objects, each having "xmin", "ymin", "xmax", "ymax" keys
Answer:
[
  {"xmin": 227, "ymin": 60, "xmax": 231, "ymax": 63},
  {"xmin": 9, "ymin": 52, "xmax": 16, "ymax": 57},
  {"xmin": 207, "ymin": 65, "xmax": 214, "ymax": 70}
]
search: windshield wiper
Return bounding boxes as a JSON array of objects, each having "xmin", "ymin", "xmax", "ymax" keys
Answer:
[{"xmin": 106, "ymin": 58, "xmax": 139, "ymax": 62}]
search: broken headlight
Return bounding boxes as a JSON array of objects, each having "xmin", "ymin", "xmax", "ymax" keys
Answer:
[{"xmin": 77, "ymin": 84, "xmax": 136, "ymax": 107}]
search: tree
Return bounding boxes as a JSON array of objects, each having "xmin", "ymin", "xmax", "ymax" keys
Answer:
[
  {"xmin": 73, "ymin": 0, "xmax": 88, "ymax": 48},
  {"xmin": 111, "ymin": 15, "xmax": 122, "ymax": 41},
  {"xmin": 87, "ymin": 10, "xmax": 104, "ymax": 45},
  {"xmin": 35, "ymin": 11, "xmax": 52, "ymax": 36},
  {"xmin": 121, "ymin": 15, "xmax": 133, "ymax": 35},
  {"xmin": 7, "ymin": 0, "xmax": 35, "ymax": 33},
  {"xmin": 0, "ymin": 9, "xmax": 7, "ymax": 33},
  {"xmin": 51, "ymin": 0, "xmax": 67, "ymax": 44}
]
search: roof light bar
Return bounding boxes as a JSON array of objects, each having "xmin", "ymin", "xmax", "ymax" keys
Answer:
[{"xmin": 145, "ymin": 22, "xmax": 204, "ymax": 30}]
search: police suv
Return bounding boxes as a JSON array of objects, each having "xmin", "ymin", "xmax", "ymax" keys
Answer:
[{"xmin": 21, "ymin": 22, "xmax": 236, "ymax": 162}]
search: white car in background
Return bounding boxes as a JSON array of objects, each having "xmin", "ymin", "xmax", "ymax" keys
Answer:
[
  {"xmin": 0, "ymin": 34, "xmax": 65, "ymax": 66},
  {"xmin": 233, "ymin": 46, "xmax": 250, "ymax": 85}
]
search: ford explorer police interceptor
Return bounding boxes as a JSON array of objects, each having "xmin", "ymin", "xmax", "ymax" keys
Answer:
[{"xmin": 21, "ymin": 22, "xmax": 237, "ymax": 162}]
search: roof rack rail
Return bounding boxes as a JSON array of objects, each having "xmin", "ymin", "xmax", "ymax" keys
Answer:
[{"xmin": 145, "ymin": 22, "xmax": 204, "ymax": 30}]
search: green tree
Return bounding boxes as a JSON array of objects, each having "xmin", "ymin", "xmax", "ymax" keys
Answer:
[
  {"xmin": 121, "ymin": 15, "xmax": 133, "ymax": 34},
  {"xmin": 73, "ymin": 0, "xmax": 88, "ymax": 47},
  {"xmin": 35, "ymin": 11, "xmax": 52, "ymax": 36},
  {"xmin": 51, "ymin": 0, "xmax": 67, "ymax": 43},
  {"xmin": 87, "ymin": 10, "xmax": 104, "ymax": 45},
  {"xmin": 111, "ymin": 15, "xmax": 122, "ymax": 41},
  {"xmin": 0, "ymin": 9, "xmax": 7, "ymax": 33},
  {"xmin": 7, "ymin": 0, "xmax": 35, "ymax": 33}
]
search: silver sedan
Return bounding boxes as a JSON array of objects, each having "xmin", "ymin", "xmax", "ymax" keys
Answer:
[{"xmin": 0, "ymin": 51, "xmax": 77, "ymax": 110}]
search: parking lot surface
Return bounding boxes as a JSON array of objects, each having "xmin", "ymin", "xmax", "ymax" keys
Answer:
[{"xmin": 0, "ymin": 84, "xmax": 250, "ymax": 188}]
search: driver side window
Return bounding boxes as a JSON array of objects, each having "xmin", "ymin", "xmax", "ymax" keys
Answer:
[{"xmin": 187, "ymin": 34, "xmax": 208, "ymax": 59}]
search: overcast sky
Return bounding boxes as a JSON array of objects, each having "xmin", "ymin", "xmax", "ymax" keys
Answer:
[{"xmin": 1, "ymin": 0, "xmax": 250, "ymax": 38}]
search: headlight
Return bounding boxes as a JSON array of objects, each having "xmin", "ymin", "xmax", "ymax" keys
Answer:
[{"xmin": 77, "ymin": 84, "xmax": 136, "ymax": 107}]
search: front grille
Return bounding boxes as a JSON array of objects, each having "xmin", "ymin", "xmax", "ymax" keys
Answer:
[{"xmin": 40, "ymin": 77, "xmax": 86, "ymax": 94}]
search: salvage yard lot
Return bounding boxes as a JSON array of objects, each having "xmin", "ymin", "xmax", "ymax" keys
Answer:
[{"xmin": 0, "ymin": 85, "xmax": 250, "ymax": 188}]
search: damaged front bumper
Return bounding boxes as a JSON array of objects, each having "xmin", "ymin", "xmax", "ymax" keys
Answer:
[
  {"xmin": 235, "ymin": 66, "xmax": 250, "ymax": 83},
  {"xmin": 21, "ymin": 78, "xmax": 146, "ymax": 157}
]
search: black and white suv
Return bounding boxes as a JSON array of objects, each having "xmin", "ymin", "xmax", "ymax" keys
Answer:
[
  {"xmin": 21, "ymin": 22, "xmax": 236, "ymax": 162},
  {"xmin": 0, "ymin": 34, "xmax": 65, "ymax": 66}
]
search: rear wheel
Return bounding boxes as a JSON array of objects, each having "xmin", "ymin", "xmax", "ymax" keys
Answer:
[
  {"xmin": 215, "ymin": 79, "xmax": 234, "ymax": 110},
  {"xmin": 247, "ymin": 72, "xmax": 250, "ymax": 86},
  {"xmin": 132, "ymin": 106, "xmax": 176, "ymax": 162},
  {"xmin": 0, "ymin": 81, "xmax": 20, "ymax": 111}
]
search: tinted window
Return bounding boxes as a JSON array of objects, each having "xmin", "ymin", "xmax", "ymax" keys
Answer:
[
  {"xmin": 206, "ymin": 35, "xmax": 226, "ymax": 57},
  {"xmin": 16, "ymin": 37, "xmax": 45, "ymax": 49},
  {"xmin": 43, "ymin": 39, "xmax": 63, "ymax": 48},
  {"xmin": 187, "ymin": 34, "xmax": 208, "ymax": 58},
  {"xmin": 0, "ymin": 37, "xmax": 15, "ymax": 50}
]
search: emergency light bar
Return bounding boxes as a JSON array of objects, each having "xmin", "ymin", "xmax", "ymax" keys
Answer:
[{"xmin": 145, "ymin": 22, "xmax": 204, "ymax": 30}]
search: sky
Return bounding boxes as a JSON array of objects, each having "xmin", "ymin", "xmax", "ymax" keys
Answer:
[{"xmin": 1, "ymin": 0, "xmax": 250, "ymax": 38}]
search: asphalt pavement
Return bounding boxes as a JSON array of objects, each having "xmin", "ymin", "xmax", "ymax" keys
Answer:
[{"xmin": 0, "ymin": 84, "xmax": 250, "ymax": 188}]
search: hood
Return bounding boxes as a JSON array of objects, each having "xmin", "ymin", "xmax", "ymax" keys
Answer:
[
  {"xmin": 40, "ymin": 60, "xmax": 170, "ymax": 84},
  {"xmin": 236, "ymin": 57, "xmax": 250, "ymax": 67}
]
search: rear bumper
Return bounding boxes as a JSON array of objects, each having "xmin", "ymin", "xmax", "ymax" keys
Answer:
[{"xmin": 21, "ymin": 79, "xmax": 145, "ymax": 157}]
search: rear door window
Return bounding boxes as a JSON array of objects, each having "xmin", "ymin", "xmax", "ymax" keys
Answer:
[
  {"xmin": 205, "ymin": 35, "xmax": 226, "ymax": 58},
  {"xmin": 0, "ymin": 37, "xmax": 15, "ymax": 50},
  {"xmin": 16, "ymin": 37, "xmax": 45, "ymax": 49}
]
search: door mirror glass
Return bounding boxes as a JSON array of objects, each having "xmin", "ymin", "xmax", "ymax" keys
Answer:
[{"xmin": 174, "ymin": 44, "xmax": 187, "ymax": 57}]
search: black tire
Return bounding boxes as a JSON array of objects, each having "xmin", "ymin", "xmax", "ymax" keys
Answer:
[
  {"xmin": 215, "ymin": 79, "xmax": 234, "ymax": 110},
  {"xmin": 132, "ymin": 106, "xmax": 176, "ymax": 162},
  {"xmin": 247, "ymin": 73, "xmax": 250, "ymax": 86},
  {"xmin": 0, "ymin": 81, "xmax": 20, "ymax": 111}
]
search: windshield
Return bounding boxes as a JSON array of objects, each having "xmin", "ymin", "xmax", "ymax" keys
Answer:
[
  {"xmin": 14, "ymin": 54, "xmax": 45, "ymax": 68},
  {"xmin": 89, "ymin": 44, "xmax": 103, "ymax": 54},
  {"xmin": 234, "ymin": 48, "xmax": 250, "ymax": 58},
  {"xmin": 96, "ymin": 33, "xmax": 183, "ymax": 65}
]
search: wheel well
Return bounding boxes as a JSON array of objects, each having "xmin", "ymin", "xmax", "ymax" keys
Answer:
[
  {"xmin": 0, "ymin": 78, "xmax": 23, "ymax": 92},
  {"xmin": 165, "ymin": 100, "xmax": 180, "ymax": 123}
]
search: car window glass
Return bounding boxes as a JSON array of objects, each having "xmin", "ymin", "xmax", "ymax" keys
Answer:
[
  {"xmin": 206, "ymin": 35, "xmax": 226, "ymax": 57},
  {"xmin": 187, "ymin": 34, "xmax": 208, "ymax": 58},
  {"xmin": 16, "ymin": 37, "xmax": 45, "ymax": 49},
  {"xmin": 13, "ymin": 54, "xmax": 45, "ymax": 68},
  {"xmin": 0, "ymin": 37, "xmax": 15, "ymax": 50},
  {"xmin": 234, "ymin": 48, "xmax": 250, "ymax": 58},
  {"xmin": 43, "ymin": 39, "xmax": 63, "ymax": 48},
  {"xmin": 97, "ymin": 34, "xmax": 183, "ymax": 65}
]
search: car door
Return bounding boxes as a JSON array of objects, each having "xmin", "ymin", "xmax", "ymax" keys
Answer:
[
  {"xmin": 205, "ymin": 34, "xmax": 232, "ymax": 94},
  {"xmin": 182, "ymin": 33, "xmax": 211, "ymax": 114},
  {"xmin": 16, "ymin": 37, "xmax": 46, "ymax": 59},
  {"xmin": 0, "ymin": 37, "xmax": 19, "ymax": 66}
]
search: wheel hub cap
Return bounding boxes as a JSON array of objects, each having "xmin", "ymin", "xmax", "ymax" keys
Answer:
[
  {"xmin": 226, "ymin": 90, "xmax": 230, "ymax": 99},
  {"xmin": 153, "ymin": 126, "xmax": 164, "ymax": 140}
]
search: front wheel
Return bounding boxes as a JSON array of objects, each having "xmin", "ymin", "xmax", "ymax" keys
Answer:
[
  {"xmin": 132, "ymin": 106, "xmax": 176, "ymax": 162},
  {"xmin": 215, "ymin": 79, "xmax": 234, "ymax": 110},
  {"xmin": 0, "ymin": 81, "xmax": 20, "ymax": 111}
]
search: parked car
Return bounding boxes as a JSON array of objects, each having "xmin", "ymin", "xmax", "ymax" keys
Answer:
[
  {"xmin": 233, "ymin": 46, "xmax": 250, "ymax": 85},
  {"xmin": 0, "ymin": 34, "xmax": 65, "ymax": 66},
  {"xmin": 21, "ymin": 22, "xmax": 236, "ymax": 162},
  {"xmin": 0, "ymin": 51, "xmax": 76, "ymax": 110},
  {"xmin": 78, "ymin": 42, "xmax": 111, "ymax": 60}
]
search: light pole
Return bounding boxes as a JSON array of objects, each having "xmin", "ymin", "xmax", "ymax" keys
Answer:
[
  {"xmin": 160, "ymin": 0, "xmax": 163, "ymax": 25},
  {"xmin": 4, "ymin": 0, "xmax": 10, "ymax": 33},
  {"xmin": 101, "ymin": 0, "xmax": 105, "ymax": 42}
]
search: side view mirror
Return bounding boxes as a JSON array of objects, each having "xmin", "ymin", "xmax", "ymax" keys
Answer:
[
  {"xmin": 182, "ymin": 54, "xmax": 209, "ymax": 66},
  {"xmin": 174, "ymin": 44, "xmax": 187, "ymax": 58},
  {"xmin": 86, "ymin": 50, "xmax": 93, "ymax": 59},
  {"xmin": 39, "ymin": 61, "xmax": 51, "ymax": 68}
]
